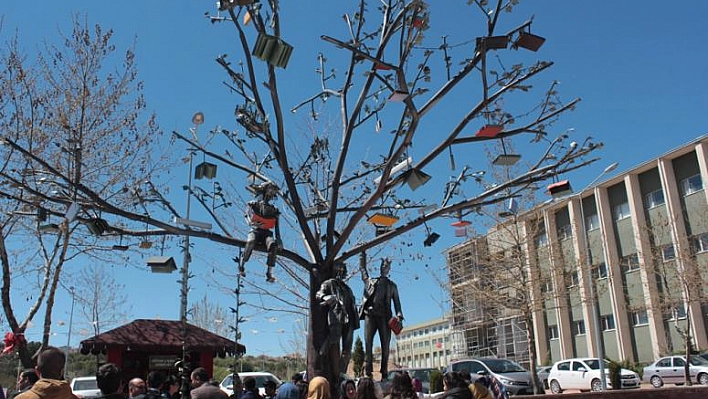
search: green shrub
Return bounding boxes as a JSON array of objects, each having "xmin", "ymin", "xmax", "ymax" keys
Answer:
[
  {"xmin": 607, "ymin": 360, "xmax": 621, "ymax": 390},
  {"xmin": 430, "ymin": 369, "xmax": 443, "ymax": 393}
]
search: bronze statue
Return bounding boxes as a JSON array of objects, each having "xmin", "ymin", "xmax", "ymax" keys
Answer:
[
  {"xmin": 359, "ymin": 258, "xmax": 403, "ymax": 378},
  {"xmin": 239, "ymin": 181, "xmax": 281, "ymax": 282},
  {"xmin": 315, "ymin": 262, "xmax": 360, "ymax": 374}
]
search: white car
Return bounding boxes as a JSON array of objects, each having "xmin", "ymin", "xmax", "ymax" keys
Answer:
[
  {"xmin": 547, "ymin": 358, "xmax": 640, "ymax": 393},
  {"xmin": 219, "ymin": 372, "xmax": 282, "ymax": 397},
  {"xmin": 70, "ymin": 376, "xmax": 102, "ymax": 399},
  {"xmin": 642, "ymin": 355, "xmax": 708, "ymax": 387}
]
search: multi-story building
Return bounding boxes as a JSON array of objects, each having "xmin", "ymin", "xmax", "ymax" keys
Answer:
[
  {"xmin": 446, "ymin": 134, "xmax": 708, "ymax": 366},
  {"xmin": 393, "ymin": 316, "xmax": 465, "ymax": 369}
]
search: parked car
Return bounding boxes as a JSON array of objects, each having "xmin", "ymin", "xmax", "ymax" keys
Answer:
[
  {"xmin": 387, "ymin": 368, "xmax": 440, "ymax": 393},
  {"xmin": 448, "ymin": 358, "xmax": 539, "ymax": 395},
  {"xmin": 642, "ymin": 355, "xmax": 708, "ymax": 387},
  {"xmin": 219, "ymin": 372, "xmax": 282, "ymax": 397},
  {"xmin": 71, "ymin": 376, "xmax": 102, "ymax": 399},
  {"xmin": 547, "ymin": 358, "xmax": 640, "ymax": 393},
  {"xmin": 535, "ymin": 366, "xmax": 552, "ymax": 390}
]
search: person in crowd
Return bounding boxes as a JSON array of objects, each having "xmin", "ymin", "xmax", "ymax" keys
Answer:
[
  {"xmin": 305, "ymin": 377, "xmax": 329, "ymax": 399},
  {"xmin": 15, "ymin": 346, "xmax": 77, "ymax": 399},
  {"xmin": 338, "ymin": 380, "xmax": 355, "ymax": 399},
  {"xmin": 230, "ymin": 375, "xmax": 243, "ymax": 399},
  {"xmin": 354, "ymin": 378, "xmax": 378, "ymax": 399},
  {"xmin": 145, "ymin": 372, "xmax": 167, "ymax": 399},
  {"xmin": 239, "ymin": 377, "xmax": 261, "ymax": 399},
  {"xmin": 129, "ymin": 378, "xmax": 147, "ymax": 399},
  {"xmin": 12, "ymin": 369, "xmax": 39, "ymax": 399},
  {"xmin": 289, "ymin": 375, "xmax": 306, "ymax": 399},
  {"xmin": 96, "ymin": 363, "xmax": 124, "ymax": 399},
  {"xmin": 274, "ymin": 382, "xmax": 298, "ymax": 399},
  {"xmin": 410, "ymin": 378, "xmax": 423, "ymax": 399},
  {"xmin": 263, "ymin": 381, "xmax": 276, "ymax": 399},
  {"xmin": 439, "ymin": 372, "xmax": 471, "ymax": 399},
  {"xmin": 190, "ymin": 368, "xmax": 227, "ymax": 399},
  {"xmin": 383, "ymin": 372, "xmax": 416, "ymax": 399},
  {"xmin": 162, "ymin": 375, "xmax": 180, "ymax": 399}
]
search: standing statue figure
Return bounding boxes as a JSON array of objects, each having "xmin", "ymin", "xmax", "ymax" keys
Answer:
[
  {"xmin": 315, "ymin": 262, "xmax": 360, "ymax": 374},
  {"xmin": 359, "ymin": 257, "xmax": 403, "ymax": 378},
  {"xmin": 239, "ymin": 181, "xmax": 281, "ymax": 282}
]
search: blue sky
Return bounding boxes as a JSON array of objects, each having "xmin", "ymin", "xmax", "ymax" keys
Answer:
[{"xmin": 2, "ymin": 1, "xmax": 707, "ymax": 360}]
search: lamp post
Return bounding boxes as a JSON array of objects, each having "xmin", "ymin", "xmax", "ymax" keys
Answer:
[
  {"xmin": 576, "ymin": 162, "xmax": 618, "ymax": 391},
  {"xmin": 178, "ymin": 112, "xmax": 203, "ymax": 399},
  {"xmin": 64, "ymin": 286, "xmax": 75, "ymax": 378}
]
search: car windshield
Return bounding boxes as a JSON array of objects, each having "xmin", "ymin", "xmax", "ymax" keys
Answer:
[
  {"xmin": 74, "ymin": 380, "xmax": 98, "ymax": 391},
  {"xmin": 690, "ymin": 357, "xmax": 708, "ymax": 366},
  {"xmin": 582, "ymin": 359, "xmax": 610, "ymax": 370},
  {"xmin": 480, "ymin": 359, "xmax": 526, "ymax": 373}
]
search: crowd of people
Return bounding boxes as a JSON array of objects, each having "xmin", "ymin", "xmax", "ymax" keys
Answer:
[{"xmin": 4, "ymin": 346, "xmax": 500, "ymax": 399}]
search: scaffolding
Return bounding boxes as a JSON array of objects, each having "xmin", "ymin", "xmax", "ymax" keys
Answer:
[{"xmin": 446, "ymin": 237, "xmax": 531, "ymax": 368}]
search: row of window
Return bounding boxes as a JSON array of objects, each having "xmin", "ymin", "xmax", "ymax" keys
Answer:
[
  {"xmin": 548, "ymin": 315, "xmax": 616, "ymax": 339},
  {"xmin": 539, "ymin": 174, "xmax": 704, "ymax": 245},
  {"xmin": 547, "ymin": 308, "xmax": 692, "ymax": 340}
]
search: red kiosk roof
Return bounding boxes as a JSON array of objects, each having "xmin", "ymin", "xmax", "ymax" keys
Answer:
[{"xmin": 79, "ymin": 319, "xmax": 245, "ymax": 356}]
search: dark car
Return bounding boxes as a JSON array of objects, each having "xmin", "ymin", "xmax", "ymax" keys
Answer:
[
  {"xmin": 387, "ymin": 368, "xmax": 440, "ymax": 393},
  {"xmin": 449, "ymin": 358, "xmax": 540, "ymax": 396},
  {"xmin": 536, "ymin": 366, "xmax": 552, "ymax": 390}
]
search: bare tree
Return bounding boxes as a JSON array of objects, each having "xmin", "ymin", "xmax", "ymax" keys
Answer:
[
  {"xmin": 640, "ymin": 212, "xmax": 708, "ymax": 386},
  {"xmin": 0, "ymin": 1, "xmax": 602, "ymax": 387},
  {"xmin": 0, "ymin": 17, "xmax": 162, "ymax": 366},
  {"xmin": 70, "ymin": 264, "xmax": 130, "ymax": 338},
  {"xmin": 190, "ymin": 294, "xmax": 230, "ymax": 337}
]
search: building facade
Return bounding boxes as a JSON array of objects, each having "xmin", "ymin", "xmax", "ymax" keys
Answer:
[
  {"xmin": 446, "ymin": 135, "xmax": 708, "ymax": 366},
  {"xmin": 393, "ymin": 316, "xmax": 465, "ymax": 369}
]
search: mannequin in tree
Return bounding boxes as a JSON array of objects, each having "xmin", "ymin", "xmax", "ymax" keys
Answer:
[
  {"xmin": 239, "ymin": 181, "xmax": 281, "ymax": 282},
  {"xmin": 359, "ymin": 257, "xmax": 403, "ymax": 378}
]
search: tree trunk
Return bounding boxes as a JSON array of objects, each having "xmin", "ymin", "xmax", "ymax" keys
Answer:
[{"xmin": 684, "ymin": 313, "xmax": 692, "ymax": 386}]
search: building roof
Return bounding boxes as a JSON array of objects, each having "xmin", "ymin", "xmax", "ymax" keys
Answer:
[{"xmin": 79, "ymin": 319, "xmax": 245, "ymax": 357}]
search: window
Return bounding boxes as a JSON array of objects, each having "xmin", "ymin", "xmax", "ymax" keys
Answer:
[
  {"xmin": 568, "ymin": 271, "xmax": 579, "ymax": 287},
  {"xmin": 557, "ymin": 224, "xmax": 572, "ymax": 240},
  {"xmin": 630, "ymin": 310, "xmax": 649, "ymax": 326},
  {"xmin": 573, "ymin": 320, "xmax": 586, "ymax": 335},
  {"xmin": 670, "ymin": 306, "xmax": 687, "ymax": 320},
  {"xmin": 535, "ymin": 231, "xmax": 548, "ymax": 247},
  {"xmin": 620, "ymin": 253, "xmax": 640, "ymax": 273},
  {"xmin": 540, "ymin": 281, "xmax": 553, "ymax": 293},
  {"xmin": 548, "ymin": 325, "xmax": 559, "ymax": 339},
  {"xmin": 593, "ymin": 262, "xmax": 608, "ymax": 280},
  {"xmin": 613, "ymin": 202, "xmax": 631, "ymax": 220},
  {"xmin": 600, "ymin": 315, "xmax": 616, "ymax": 331},
  {"xmin": 690, "ymin": 233, "xmax": 708, "ymax": 253},
  {"xmin": 680, "ymin": 174, "xmax": 703, "ymax": 196},
  {"xmin": 644, "ymin": 189, "xmax": 665, "ymax": 209},
  {"xmin": 662, "ymin": 244, "xmax": 676, "ymax": 261},
  {"xmin": 556, "ymin": 361, "xmax": 570, "ymax": 371},
  {"xmin": 585, "ymin": 213, "xmax": 600, "ymax": 231}
]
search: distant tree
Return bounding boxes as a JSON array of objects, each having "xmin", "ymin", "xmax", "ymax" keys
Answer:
[
  {"xmin": 71, "ymin": 264, "xmax": 130, "ymax": 338},
  {"xmin": 352, "ymin": 336, "xmax": 365, "ymax": 377},
  {"xmin": 190, "ymin": 294, "xmax": 230, "ymax": 337}
]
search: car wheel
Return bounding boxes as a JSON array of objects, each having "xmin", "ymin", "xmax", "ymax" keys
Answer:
[
  {"xmin": 650, "ymin": 375, "xmax": 663, "ymax": 388},
  {"xmin": 590, "ymin": 378, "xmax": 602, "ymax": 391},
  {"xmin": 698, "ymin": 373, "xmax": 708, "ymax": 385},
  {"xmin": 549, "ymin": 380, "xmax": 562, "ymax": 394},
  {"xmin": 543, "ymin": 379, "xmax": 549, "ymax": 390}
]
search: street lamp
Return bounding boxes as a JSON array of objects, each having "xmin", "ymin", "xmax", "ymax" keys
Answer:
[
  {"xmin": 64, "ymin": 286, "xmax": 75, "ymax": 378},
  {"xmin": 576, "ymin": 162, "xmax": 618, "ymax": 391}
]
